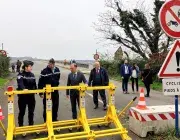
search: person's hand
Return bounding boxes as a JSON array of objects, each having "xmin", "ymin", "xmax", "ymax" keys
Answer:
[
  {"xmin": 40, "ymin": 95, "xmax": 44, "ymax": 98},
  {"xmin": 66, "ymin": 95, "xmax": 69, "ymax": 99},
  {"xmin": 121, "ymin": 77, "xmax": 124, "ymax": 79}
]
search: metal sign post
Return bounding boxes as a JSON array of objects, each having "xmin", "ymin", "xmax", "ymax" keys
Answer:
[{"xmin": 175, "ymin": 95, "xmax": 179, "ymax": 137}]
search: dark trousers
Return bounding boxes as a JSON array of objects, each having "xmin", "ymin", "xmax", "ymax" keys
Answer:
[
  {"xmin": 122, "ymin": 76, "xmax": 129, "ymax": 92},
  {"xmin": 131, "ymin": 78, "xmax": 139, "ymax": 92},
  {"xmin": 93, "ymin": 90, "xmax": 107, "ymax": 107},
  {"xmin": 144, "ymin": 82, "xmax": 150, "ymax": 96},
  {"xmin": 18, "ymin": 96, "xmax": 35, "ymax": 126},
  {"xmin": 70, "ymin": 91, "xmax": 80, "ymax": 119},
  {"xmin": 17, "ymin": 66, "xmax": 20, "ymax": 73},
  {"xmin": 43, "ymin": 90, "xmax": 59, "ymax": 122}
]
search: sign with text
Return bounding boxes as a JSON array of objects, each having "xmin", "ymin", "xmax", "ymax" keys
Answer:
[{"xmin": 163, "ymin": 78, "xmax": 180, "ymax": 95}]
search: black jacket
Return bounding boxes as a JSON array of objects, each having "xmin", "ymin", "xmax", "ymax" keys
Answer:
[
  {"xmin": 88, "ymin": 67, "xmax": 109, "ymax": 86},
  {"xmin": 66, "ymin": 71, "xmax": 87, "ymax": 95},
  {"xmin": 142, "ymin": 69, "xmax": 153, "ymax": 84},
  {"xmin": 17, "ymin": 71, "xmax": 37, "ymax": 97},
  {"xmin": 38, "ymin": 66, "xmax": 60, "ymax": 89}
]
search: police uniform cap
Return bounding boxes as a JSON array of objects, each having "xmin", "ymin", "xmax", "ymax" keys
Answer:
[
  {"xmin": 49, "ymin": 58, "xmax": 55, "ymax": 64},
  {"xmin": 23, "ymin": 60, "xmax": 34, "ymax": 67}
]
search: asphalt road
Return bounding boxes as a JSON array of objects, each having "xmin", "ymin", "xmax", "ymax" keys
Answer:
[{"xmin": 0, "ymin": 61, "xmax": 175, "ymax": 140}]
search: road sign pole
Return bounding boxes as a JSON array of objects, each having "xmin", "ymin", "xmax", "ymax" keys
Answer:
[{"xmin": 175, "ymin": 95, "xmax": 179, "ymax": 137}]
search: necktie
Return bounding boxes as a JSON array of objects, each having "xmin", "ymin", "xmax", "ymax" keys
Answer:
[{"xmin": 73, "ymin": 74, "xmax": 76, "ymax": 79}]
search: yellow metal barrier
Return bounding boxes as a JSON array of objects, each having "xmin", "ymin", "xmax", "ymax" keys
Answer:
[
  {"xmin": 0, "ymin": 120, "xmax": 6, "ymax": 136},
  {"xmin": 4, "ymin": 83, "xmax": 132, "ymax": 140}
]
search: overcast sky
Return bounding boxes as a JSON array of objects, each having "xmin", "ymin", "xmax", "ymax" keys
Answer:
[{"xmin": 0, "ymin": 0, "xmax": 153, "ymax": 60}]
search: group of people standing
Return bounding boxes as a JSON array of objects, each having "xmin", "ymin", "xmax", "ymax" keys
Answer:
[
  {"xmin": 16, "ymin": 59, "xmax": 109, "ymax": 133},
  {"xmin": 120, "ymin": 60, "xmax": 153, "ymax": 97},
  {"xmin": 16, "ymin": 58, "xmax": 153, "ymax": 134},
  {"xmin": 11, "ymin": 60, "xmax": 22, "ymax": 73}
]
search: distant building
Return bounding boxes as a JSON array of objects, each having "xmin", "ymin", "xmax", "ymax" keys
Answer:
[{"xmin": 114, "ymin": 47, "xmax": 123, "ymax": 61}]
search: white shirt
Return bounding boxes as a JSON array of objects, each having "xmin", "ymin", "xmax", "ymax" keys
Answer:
[
  {"xmin": 132, "ymin": 70, "xmax": 137, "ymax": 78},
  {"xmin": 124, "ymin": 65, "xmax": 129, "ymax": 74}
]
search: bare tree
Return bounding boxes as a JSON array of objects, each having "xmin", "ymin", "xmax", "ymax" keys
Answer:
[{"xmin": 94, "ymin": 0, "xmax": 173, "ymax": 60}]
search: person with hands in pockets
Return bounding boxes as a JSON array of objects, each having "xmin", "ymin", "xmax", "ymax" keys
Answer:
[
  {"xmin": 17, "ymin": 60, "xmax": 37, "ymax": 127},
  {"xmin": 120, "ymin": 60, "xmax": 131, "ymax": 94}
]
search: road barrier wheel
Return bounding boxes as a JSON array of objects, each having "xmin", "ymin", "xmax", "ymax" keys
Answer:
[
  {"xmin": 97, "ymin": 124, "xmax": 101, "ymax": 128},
  {"xmin": 22, "ymin": 133, "xmax": 26, "ymax": 137},
  {"xmin": 68, "ymin": 128, "xmax": 72, "ymax": 133},
  {"xmin": 105, "ymin": 123, "xmax": 111, "ymax": 127},
  {"xmin": 77, "ymin": 128, "xmax": 82, "ymax": 132},
  {"xmin": 36, "ymin": 132, "xmax": 40, "ymax": 135},
  {"xmin": 56, "ymin": 129, "xmax": 60, "ymax": 133}
]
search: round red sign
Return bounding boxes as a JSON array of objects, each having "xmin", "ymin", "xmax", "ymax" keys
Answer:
[
  {"xmin": 0, "ymin": 50, "xmax": 7, "ymax": 56},
  {"xmin": 94, "ymin": 54, "xmax": 99, "ymax": 60},
  {"xmin": 159, "ymin": 0, "xmax": 180, "ymax": 38}
]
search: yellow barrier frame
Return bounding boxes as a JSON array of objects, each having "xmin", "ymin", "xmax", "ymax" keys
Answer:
[{"xmin": 4, "ymin": 83, "xmax": 131, "ymax": 140}]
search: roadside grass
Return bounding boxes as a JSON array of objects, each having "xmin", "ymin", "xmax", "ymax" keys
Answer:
[
  {"xmin": 0, "ymin": 77, "xmax": 8, "ymax": 88},
  {"xmin": 146, "ymin": 128, "xmax": 178, "ymax": 140},
  {"xmin": 121, "ymin": 114, "xmax": 178, "ymax": 140},
  {"xmin": 111, "ymin": 74, "xmax": 162, "ymax": 91}
]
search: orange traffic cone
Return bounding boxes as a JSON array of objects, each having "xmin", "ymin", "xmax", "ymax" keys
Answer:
[
  {"xmin": 136, "ymin": 88, "xmax": 148, "ymax": 110},
  {"xmin": 0, "ymin": 105, "xmax": 4, "ymax": 120},
  {"xmin": 0, "ymin": 105, "xmax": 6, "ymax": 136}
]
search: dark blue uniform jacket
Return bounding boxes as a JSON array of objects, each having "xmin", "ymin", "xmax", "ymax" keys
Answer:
[
  {"xmin": 38, "ymin": 66, "xmax": 60, "ymax": 90},
  {"xmin": 17, "ymin": 71, "xmax": 37, "ymax": 97}
]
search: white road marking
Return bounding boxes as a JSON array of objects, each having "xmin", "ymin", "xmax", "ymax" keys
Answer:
[{"xmin": 86, "ymin": 91, "xmax": 103, "ymax": 104}]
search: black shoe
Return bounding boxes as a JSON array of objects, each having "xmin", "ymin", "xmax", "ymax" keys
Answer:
[
  {"xmin": 103, "ymin": 106, "xmax": 107, "ymax": 111},
  {"xmin": 19, "ymin": 124, "xmax": 23, "ymax": 127},
  {"xmin": 94, "ymin": 105, "xmax": 98, "ymax": 109},
  {"xmin": 53, "ymin": 119, "xmax": 59, "ymax": 122},
  {"xmin": 145, "ymin": 94, "xmax": 149, "ymax": 97},
  {"xmin": 29, "ymin": 123, "xmax": 34, "ymax": 126}
]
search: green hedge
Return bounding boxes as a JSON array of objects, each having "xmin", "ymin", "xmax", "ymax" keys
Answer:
[
  {"xmin": 100, "ymin": 59, "xmax": 147, "ymax": 77},
  {"xmin": 0, "ymin": 55, "xmax": 10, "ymax": 77}
]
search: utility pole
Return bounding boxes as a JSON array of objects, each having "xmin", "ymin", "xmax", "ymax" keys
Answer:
[{"xmin": 2, "ymin": 43, "xmax": 3, "ymax": 50}]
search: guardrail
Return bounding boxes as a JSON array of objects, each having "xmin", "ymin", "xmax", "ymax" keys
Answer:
[{"xmin": 56, "ymin": 61, "xmax": 90, "ymax": 69}]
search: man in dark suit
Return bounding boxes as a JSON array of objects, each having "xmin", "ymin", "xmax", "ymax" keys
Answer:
[
  {"xmin": 88, "ymin": 61, "xmax": 109, "ymax": 110},
  {"xmin": 66, "ymin": 63, "xmax": 87, "ymax": 120},
  {"xmin": 120, "ymin": 60, "xmax": 131, "ymax": 94}
]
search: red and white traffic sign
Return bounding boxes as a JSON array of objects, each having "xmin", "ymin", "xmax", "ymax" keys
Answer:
[
  {"xmin": 94, "ymin": 54, "xmax": 99, "ymax": 60},
  {"xmin": 0, "ymin": 50, "xmax": 7, "ymax": 56},
  {"xmin": 159, "ymin": 0, "xmax": 180, "ymax": 38},
  {"xmin": 158, "ymin": 40, "xmax": 180, "ymax": 78}
]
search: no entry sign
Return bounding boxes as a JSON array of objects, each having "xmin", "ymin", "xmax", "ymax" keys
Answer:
[{"xmin": 159, "ymin": 0, "xmax": 180, "ymax": 38}]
